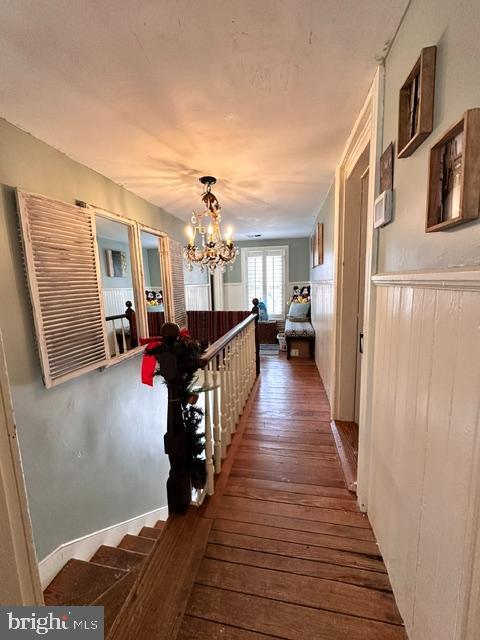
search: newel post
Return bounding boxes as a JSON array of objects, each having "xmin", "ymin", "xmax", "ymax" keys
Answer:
[
  {"xmin": 157, "ymin": 324, "xmax": 191, "ymax": 514},
  {"xmin": 251, "ymin": 298, "xmax": 260, "ymax": 376}
]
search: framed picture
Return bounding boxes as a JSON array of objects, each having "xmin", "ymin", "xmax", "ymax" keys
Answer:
[
  {"xmin": 313, "ymin": 223, "xmax": 323, "ymax": 266},
  {"xmin": 310, "ymin": 234, "xmax": 317, "ymax": 268},
  {"xmin": 398, "ymin": 46, "xmax": 436, "ymax": 158},
  {"xmin": 374, "ymin": 190, "xmax": 393, "ymax": 228},
  {"xmin": 380, "ymin": 143, "xmax": 394, "ymax": 193},
  {"xmin": 426, "ymin": 109, "xmax": 480, "ymax": 232},
  {"xmin": 105, "ymin": 249, "xmax": 127, "ymax": 277}
]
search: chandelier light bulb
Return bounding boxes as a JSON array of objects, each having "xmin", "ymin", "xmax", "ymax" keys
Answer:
[{"xmin": 185, "ymin": 225, "xmax": 195, "ymax": 244}]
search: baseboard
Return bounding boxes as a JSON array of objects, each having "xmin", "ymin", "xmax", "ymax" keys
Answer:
[
  {"xmin": 330, "ymin": 421, "xmax": 358, "ymax": 493},
  {"xmin": 38, "ymin": 505, "xmax": 169, "ymax": 588}
]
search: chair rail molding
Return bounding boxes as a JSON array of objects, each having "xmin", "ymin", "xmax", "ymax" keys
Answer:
[{"xmin": 372, "ymin": 267, "xmax": 480, "ymax": 291}]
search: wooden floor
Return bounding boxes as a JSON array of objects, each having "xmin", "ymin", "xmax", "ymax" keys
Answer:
[{"xmin": 176, "ymin": 355, "xmax": 407, "ymax": 640}]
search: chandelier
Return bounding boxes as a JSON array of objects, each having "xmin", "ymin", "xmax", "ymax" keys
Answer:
[{"xmin": 184, "ymin": 176, "xmax": 239, "ymax": 273}]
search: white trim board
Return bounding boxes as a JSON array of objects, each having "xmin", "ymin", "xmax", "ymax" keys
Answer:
[
  {"xmin": 372, "ymin": 268, "xmax": 480, "ymax": 291},
  {"xmin": 39, "ymin": 505, "xmax": 168, "ymax": 588}
]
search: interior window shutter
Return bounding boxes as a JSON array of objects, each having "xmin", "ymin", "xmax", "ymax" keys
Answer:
[
  {"xmin": 16, "ymin": 191, "xmax": 109, "ymax": 388},
  {"xmin": 162, "ymin": 236, "xmax": 187, "ymax": 328},
  {"xmin": 246, "ymin": 250, "xmax": 264, "ymax": 306}
]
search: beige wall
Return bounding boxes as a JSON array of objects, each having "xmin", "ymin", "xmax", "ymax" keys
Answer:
[
  {"xmin": 378, "ymin": 0, "xmax": 480, "ymax": 273},
  {"xmin": 0, "ymin": 117, "xmax": 184, "ymax": 559},
  {"xmin": 367, "ymin": 2, "xmax": 480, "ymax": 639}
]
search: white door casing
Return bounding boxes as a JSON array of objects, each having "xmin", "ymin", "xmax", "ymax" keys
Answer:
[
  {"xmin": 0, "ymin": 330, "xmax": 43, "ymax": 604},
  {"xmin": 331, "ymin": 66, "xmax": 384, "ymax": 512}
]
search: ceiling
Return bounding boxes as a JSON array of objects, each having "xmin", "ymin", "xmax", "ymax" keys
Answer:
[{"xmin": 0, "ymin": 0, "xmax": 409, "ymax": 239}]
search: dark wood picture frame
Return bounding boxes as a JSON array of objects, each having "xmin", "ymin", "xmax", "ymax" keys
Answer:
[
  {"xmin": 426, "ymin": 109, "xmax": 480, "ymax": 232},
  {"xmin": 314, "ymin": 223, "xmax": 323, "ymax": 266},
  {"xmin": 310, "ymin": 233, "xmax": 317, "ymax": 268},
  {"xmin": 380, "ymin": 142, "xmax": 394, "ymax": 192},
  {"xmin": 398, "ymin": 46, "xmax": 436, "ymax": 158}
]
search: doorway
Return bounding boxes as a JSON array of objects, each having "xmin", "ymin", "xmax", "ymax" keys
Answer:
[
  {"xmin": 331, "ymin": 146, "xmax": 370, "ymax": 491},
  {"xmin": 331, "ymin": 67, "xmax": 383, "ymax": 509}
]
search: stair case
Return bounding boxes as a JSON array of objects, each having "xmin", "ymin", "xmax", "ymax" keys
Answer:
[{"xmin": 43, "ymin": 520, "xmax": 165, "ymax": 634}]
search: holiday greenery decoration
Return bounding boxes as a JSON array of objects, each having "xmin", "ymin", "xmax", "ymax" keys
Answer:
[
  {"xmin": 141, "ymin": 324, "xmax": 207, "ymax": 493},
  {"xmin": 183, "ymin": 404, "xmax": 207, "ymax": 489}
]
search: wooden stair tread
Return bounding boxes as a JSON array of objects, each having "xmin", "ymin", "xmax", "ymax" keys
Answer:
[
  {"xmin": 44, "ymin": 558, "xmax": 127, "ymax": 606},
  {"xmin": 139, "ymin": 526, "xmax": 163, "ymax": 540},
  {"xmin": 118, "ymin": 534, "xmax": 156, "ymax": 554},
  {"xmin": 155, "ymin": 520, "xmax": 166, "ymax": 530},
  {"xmin": 108, "ymin": 508, "xmax": 212, "ymax": 640},
  {"xmin": 90, "ymin": 545, "xmax": 146, "ymax": 571},
  {"xmin": 93, "ymin": 564, "xmax": 142, "ymax": 638}
]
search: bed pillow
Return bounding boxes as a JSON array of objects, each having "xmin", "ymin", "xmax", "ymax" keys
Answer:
[{"xmin": 287, "ymin": 301, "xmax": 310, "ymax": 321}]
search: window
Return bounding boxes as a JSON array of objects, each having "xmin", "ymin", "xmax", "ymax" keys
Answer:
[
  {"xmin": 243, "ymin": 247, "xmax": 287, "ymax": 318},
  {"xmin": 17, "ymin": 190, "xmax": 186, "ymax": 388}
]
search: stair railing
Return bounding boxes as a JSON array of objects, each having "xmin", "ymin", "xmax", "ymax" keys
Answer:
[{"xmin": 194, "ymin": 313, "xmax": 259, "ymax": 503}]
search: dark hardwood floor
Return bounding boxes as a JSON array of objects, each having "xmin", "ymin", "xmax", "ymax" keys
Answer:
[{"xmin": 176, "ymin": 355, "xmax": 406, "ymax": 640}]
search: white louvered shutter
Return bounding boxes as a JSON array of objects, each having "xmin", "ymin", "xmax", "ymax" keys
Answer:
[
  {"xmin": 245, "ymin": 247, "xmax": 286, "ymax": 318},
  {"xmin": 17, "ymin": 191, "xmax": 109, "ymax": 388},
  {"xmin": 162, "ymin": 237, "xmax": 187, "ymax": 328},
  {"xmin": 265, "ymin": 250, "xmax": 285, "ymax": 316},
  {"xmin": 246, "ymin": 251, "xmax": 264, "ymax": 306}
]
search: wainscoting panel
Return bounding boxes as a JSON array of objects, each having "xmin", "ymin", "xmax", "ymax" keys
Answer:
[
  {"xmin": 368, "ymin": 272, "xmax": 480, "ymax": 640},
  {"xmin": 185, "ymin": 283, "xmax": 210, "ymax": 310},
  {"xmin": 224, "ymin": 283, "xmax": 245, "ymax": 311},
  {"xmin": 311, "ymin": 280, "xmax": 334, "ymax": 403},
  {"xmin": 102, "ymin": 287, "xmax": 134, "ymax": 317}
]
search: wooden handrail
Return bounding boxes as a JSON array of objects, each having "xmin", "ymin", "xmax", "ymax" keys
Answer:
[
  {"xmin": 105, "ymin": 313, "xmax": 127, "ymax": 321},
  {"xmin": 198, "ymin": 313, "xmax": 257, "ymax": 366}
]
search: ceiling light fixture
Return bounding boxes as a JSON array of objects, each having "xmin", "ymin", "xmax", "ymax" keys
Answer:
[{"xmin": 184, "ymin": 176, "xmax": 239, "ymax": 273}]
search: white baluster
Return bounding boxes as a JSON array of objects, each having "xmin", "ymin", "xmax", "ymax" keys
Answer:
[
  {"xmin": 203, "ymin": 369, "xmax": 214, "ymax": 495},
  {"xmin": 242, "ymin": 329, "xmax": 248, "ymax": 409},
  {"xmin": 120, "ymin": 317, "xmax": 127, "ymax": 353},
  {"xmin": 219, "ymin": 348, "xmax": 228, "ymax": 458},
  {"xmin": 212, "ymin": 358, "xmax": 222, "ymax": 474},
  {"xmin": 249, "ymin": 322, "xmax": 255, "ymax": 389},
  {"xmin": 234, "ymin": 336, "xmax": 241, "ymax": 426},
  {"xmin": 230, "ymin": 339, "xmax": 237, "ymax": 431},
  {"xmin": 226, "ymin": 343, "xmax": 234, "ymax": 442},
  {"xmin": 111, "ymin": 319, "xmax": 119, "ymax": 356}
]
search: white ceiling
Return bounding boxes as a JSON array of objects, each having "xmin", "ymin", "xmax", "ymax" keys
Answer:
[{"xmin": 0, "ymin": 0, "xmax": 408, "ymax": 239}]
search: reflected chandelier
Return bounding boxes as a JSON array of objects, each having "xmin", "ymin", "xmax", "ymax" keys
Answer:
[{"xmin": 184, "ymin": 176, "xmax": 239, "ymax": 273}]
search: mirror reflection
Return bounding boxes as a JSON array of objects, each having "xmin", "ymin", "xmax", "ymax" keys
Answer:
[
  {"xmin": 96, "ymin": 216, "xmax": 139, "ymax": 356},
  {"xmin": 141, "ymin": 230, "xmax": 164, "ymax": 338}
]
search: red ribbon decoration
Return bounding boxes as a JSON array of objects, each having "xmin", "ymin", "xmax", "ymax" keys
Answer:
[{"xmin": 140, "ymin": 338, "xmax": 162, "ymax": 387}]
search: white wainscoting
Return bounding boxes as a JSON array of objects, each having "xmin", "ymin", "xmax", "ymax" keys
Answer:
[
  {"xmin": 185, "ymin": 283, "xmax": 211, "ymax": 310},
  {"xmin": 224, "ymin": 283, "xmax": 245, "ymax": 310},
  {"xmin": 102, "ymin": 287, "xmax": 135, "ymax": 317},
  {"xmin": 311, "ymin": 280, "xmax": 334, "ymax": 403},
  {"xmin": 367, "ymin": 269, "xmax": 480, "ymax": 640},
  {"xmin": 38, "ymin": 505, "xmax": 169, "ymax": 588},
  {"xmin": 224, "ymin": 281, "xmax": 311, "ymax": 314}
]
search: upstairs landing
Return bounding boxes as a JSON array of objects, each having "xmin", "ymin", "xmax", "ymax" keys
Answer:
[{"xmin": 110, "ymin": 355, "xmax": 406, "ymax": 640}]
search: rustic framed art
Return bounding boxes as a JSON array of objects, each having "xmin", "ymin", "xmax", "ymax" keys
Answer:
[
  {"xmin": 426, "ymin": 108, "xmax": 480, "ymax": 232},
  {"xmin": 398, "ymin": 46, "xmax": 436, "ymax": 158}
]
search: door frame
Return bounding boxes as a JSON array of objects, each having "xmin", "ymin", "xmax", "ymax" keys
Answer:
[
  {"xmin": 331, "ymin": 66, "xmax": 384, "ymax": 512},
  {"xmin": 0, "ymin": 329, "xmax": 43, "ymax": 604}
]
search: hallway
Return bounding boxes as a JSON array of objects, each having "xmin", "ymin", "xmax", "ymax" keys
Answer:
[{"xmin": 177, "ymin": 355, "xmax": 407, "ymax": 639}]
